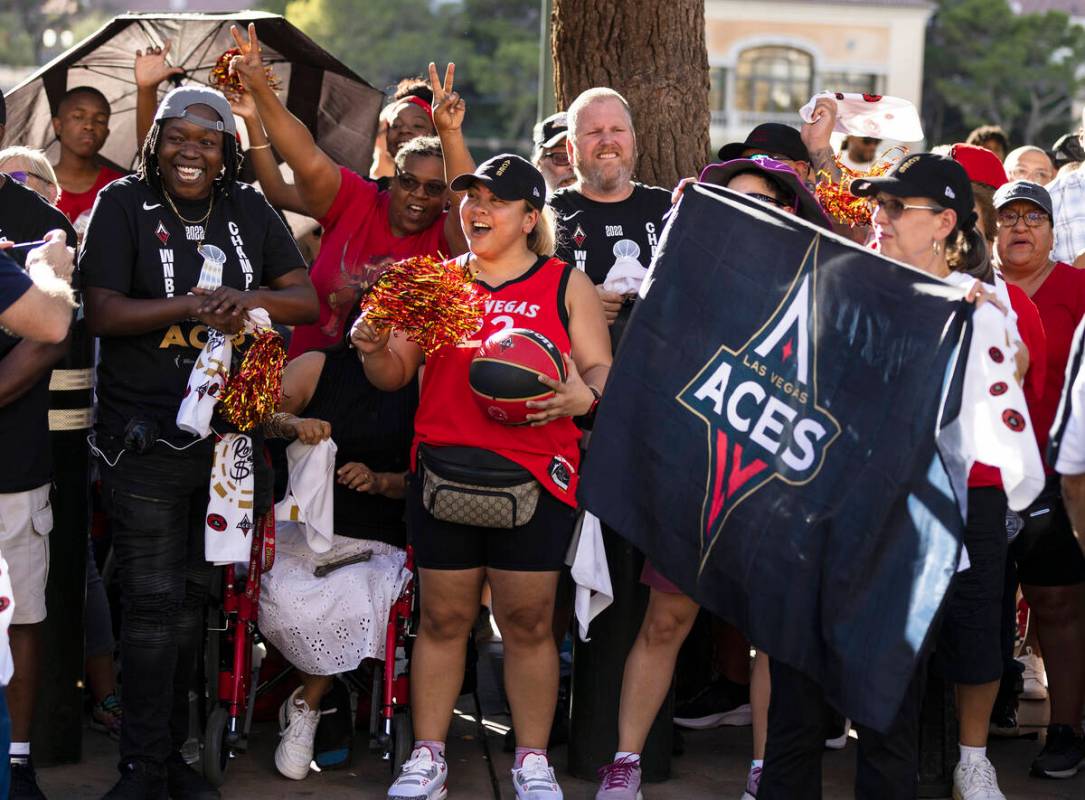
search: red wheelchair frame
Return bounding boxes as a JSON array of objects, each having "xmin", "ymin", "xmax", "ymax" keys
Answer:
[{"xmin": 201, "ymin": 509, "xmax": 417, "ymax": 786}]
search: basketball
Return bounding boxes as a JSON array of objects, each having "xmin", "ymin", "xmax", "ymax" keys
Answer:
[{"xmin": 469, "ymin": 328, "xmax": 567, "ymax": 425}]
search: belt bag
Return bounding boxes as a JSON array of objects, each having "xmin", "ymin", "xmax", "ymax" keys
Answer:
[{"xmin": 418, "ymin": 444, "xmax": 540, "ymax": 529}]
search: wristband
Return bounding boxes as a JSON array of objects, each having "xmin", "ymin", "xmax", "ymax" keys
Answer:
[{"xmin": 248, "ymin": 142, "xmax": 272, "ymax": 151}]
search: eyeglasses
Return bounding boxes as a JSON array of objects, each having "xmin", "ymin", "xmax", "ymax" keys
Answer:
[
  {"xmin": 997, "ymin": 209, "xmax": 1050, "ymax": 228},
  {"xmin": 870, "ymin": 197, "xmax": 943, "ymax": 220},
  {"xmin": 540, "ymin": 151, "xmax": 570, "ymax": 167},
  {"xmin": 394, "ymin": 171, "xmax": 447, "ymax": 198},
  {"xmin": 1008, "ymin": 166, "xmax": 1053, "ymax": 184},
  {"xmin": 746, "ymin": 192, "xmax": 793, "ymax": 210},
  {"xmin": 746, "ymin": 151, "xmax": 795, "ymax": 164},
  {"xmin": 4, "ymin": 170, "xmax": 55, "ymax": 189}
]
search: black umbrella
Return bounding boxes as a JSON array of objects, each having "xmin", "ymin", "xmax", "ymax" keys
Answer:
[{"xmin": 2, "ymin": 11, "xmax": 383, "ymax": 175}]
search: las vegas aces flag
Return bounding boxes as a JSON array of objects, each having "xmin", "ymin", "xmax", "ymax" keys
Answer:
[{"xmin": 579, "ymin": 184, "xmax": 1039, "ymax": 732}]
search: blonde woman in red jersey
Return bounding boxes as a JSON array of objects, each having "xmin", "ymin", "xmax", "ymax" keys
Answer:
[{"xmin": 354, "ymin": 67, "xmax": 611, "ymax": 800}]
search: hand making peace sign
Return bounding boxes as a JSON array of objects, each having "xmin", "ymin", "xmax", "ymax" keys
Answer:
[
  {"xmin": 427, "ymin": 61, "xmax": 465, "ymax": 133},
  {"xmin": 228, "ymin": 23, "xmax": 270, "ymax": 95}
]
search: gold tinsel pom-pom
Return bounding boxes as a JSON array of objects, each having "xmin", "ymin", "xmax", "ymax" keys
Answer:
[
  {"xmin": 359, "ymin": 255, "xmax": 485, "ymax": 356},
  {"xmin": 220, "ymin": 329, "xmax": 286, "ymax": 432},
  {"xmin": 814, "ymin": 145, "xmax": 908, "ymax": 227},
  {"xmin": 208, "ymin": 48, "xmax": 282, "ymax": 96}
]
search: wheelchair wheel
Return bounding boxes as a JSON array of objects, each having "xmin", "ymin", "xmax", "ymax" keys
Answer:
[
  {"xmin": 390, "ymin": 710, "xmax": 413, "ymax": 776},
  {"xmin": 203, "ymin": 706, "xmax": 231, "ymax": 787}
]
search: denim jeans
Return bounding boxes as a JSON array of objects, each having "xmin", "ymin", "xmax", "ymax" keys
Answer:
[{"xmin": 99, "ymin": 437, "xmax": 219, "ymax": 766}]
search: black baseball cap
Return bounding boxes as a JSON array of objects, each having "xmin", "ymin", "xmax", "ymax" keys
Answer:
[
  {"xmin": 1052, "ymin": 132, "xmax": 1085, "ymax": 166},
  {"xmin": 451, "ymin": 154, "xmax": 546, "ymax": 211},
  {"xmin": 850, "ymin": 153, "xmax": 976, "ymax": 229},
  {"xmin": 993, "ymin": 180, "xmax": 1053, "ymax": 217},
  {"xmin": 718, "ymin": 123, "xmax": 810, "ymax": 164},
  {"xmin": 533, "ymin": 112, "xmax": 568, "ymax": 150}
]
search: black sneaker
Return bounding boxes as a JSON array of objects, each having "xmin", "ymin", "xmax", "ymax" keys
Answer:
[
  {"xmin": 165, "ymin": 751, "xmax": 220, "ymax": 799},
  {"xmin": 673, "ymin": 677, "xmax": 752, "ymax": 730},
  {"xmin": 100, "ymin": 760, "xmax": 167, "ymax": 800},
  {"xmin": 1031, "ymin": 724, "xmax": 1085, "ymax": 778},
  {"xmin": 10, "ymin": 758, "xmax": 47, "ymax": 799},
  {"xmin": 314, "ymin": 679, "xmax": 353, "ymax": 769}
]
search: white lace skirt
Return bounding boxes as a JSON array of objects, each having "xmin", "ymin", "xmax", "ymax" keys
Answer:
[{"xmin": 259, "ymin": 522, "xmax": 409, "ymax": 676}]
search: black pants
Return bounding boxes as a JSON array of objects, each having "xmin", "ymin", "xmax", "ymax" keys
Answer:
[
  {"xmin": 759, "ymin": 659, "xmax": 926, "ymax": 800},
  {"xmin": 100, "ymin": 438, "xmax": 219, "ymax": 766}
]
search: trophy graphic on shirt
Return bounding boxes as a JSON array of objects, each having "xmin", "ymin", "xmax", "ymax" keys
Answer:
[
  {"xmin": 196, "ymin": 244, "xmax": 227, "ymax": 291},
  {"xmin": 603, "ymin": 239, "xmax": 648, "ymax": 296}
]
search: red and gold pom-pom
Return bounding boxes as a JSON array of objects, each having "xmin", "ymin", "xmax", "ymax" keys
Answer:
[
  {"xmin": 360, "ymin": 255, "xmax": 484, "ymax": 356},
  {"xmin": 814, "ymin": 145, "xmax": 908, "ymax": 227},
  {"xmin": 208, "ymin": 47, "xmax": 282, "ymax": 95},
  {"xmin": 220, "ymin": 329, "xmax": 286, "ymax": 432}
]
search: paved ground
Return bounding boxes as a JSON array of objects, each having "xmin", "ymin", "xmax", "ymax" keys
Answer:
[{"xmin": 38, "ymin": 688, "xmax": 1085, "ymax": 799}]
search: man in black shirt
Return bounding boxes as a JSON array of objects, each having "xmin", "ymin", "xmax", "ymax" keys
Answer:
[
  {"xmin": 548, "ymin": 88, "xmax": 671, "ymax": 348},
  {"xmin": 0, "ymin": 163, "xmax": 76, "ymax": 799},
  {"xmin": 81, "ymin": 86, "xmax": 316, "ymax": 800}
]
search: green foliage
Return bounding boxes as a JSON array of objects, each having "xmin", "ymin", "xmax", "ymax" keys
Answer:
[
  {"xmin": 282, "ymin": 0, "xmax": 540, "ymax": 149},
  {"xmin": 923, "ymin": 0, "xmax": 1085, "ymax": 147}
]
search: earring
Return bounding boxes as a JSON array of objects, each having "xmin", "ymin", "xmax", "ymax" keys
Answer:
[{"xmin": 932, "ymin": 240, "xmax": 942, "ymax": 256}]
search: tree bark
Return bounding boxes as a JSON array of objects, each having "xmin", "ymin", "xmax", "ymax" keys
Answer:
[{"xmin": 551, "ymin": 0, "xmax": 710, "ymax": 189}]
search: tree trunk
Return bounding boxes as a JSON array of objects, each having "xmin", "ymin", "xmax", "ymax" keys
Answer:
[{"xmin": 551, "ymin": 0, "xmax": 709, "ymax": 189}]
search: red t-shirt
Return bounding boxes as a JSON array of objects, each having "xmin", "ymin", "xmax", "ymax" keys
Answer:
[
  {"xmin": 57, "ymin": 165, "xmax": 125, "ymax": 227},
  {"xmin": 1029, "ymin": 262, "xmax": 1085, "ymax": 466},
  {"xmin": 969, "ymin": 283, "xmax": 1047, "ymax": 488},
  {"xmin": 412, "ymin": 256, "xmax": 582, "ymax": 506},
  {"xmin": 286, "ymin": 168, "xmax": 449, "ymax": 358}
]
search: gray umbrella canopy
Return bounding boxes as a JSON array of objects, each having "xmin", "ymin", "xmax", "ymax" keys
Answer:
[{"xmin": 2, "ymin": 11, "xmax": 382, "ymax": 175}]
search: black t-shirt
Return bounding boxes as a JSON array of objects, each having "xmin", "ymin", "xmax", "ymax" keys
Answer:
[
  {"xmin": 549, "ymin": 182, "xmax": 671, "ymax": 347},
  {"xmin": 0, "ymin": 178, "xmax": 77, "ymax": 492},
  {"xmin": 80, "ymin": 176, "xmax": 304, "ymax": 442}
]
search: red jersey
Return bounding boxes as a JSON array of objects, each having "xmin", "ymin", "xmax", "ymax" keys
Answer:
[
  {"xmin": 58, "ymin": 165, "xmax": 125, "ymax": 227},
  {"xmin": 1029, "ymin": 262, "xmax": 1085, "ymax": 467},
  {"xmin": 412, "ymin": 256, "xmax": 582, "ymax": 507},
  {"xmin": 287, "ymin": 168, "xmax": 449, "ymax": 358},
  {"xmin": 969, "ymin": 283, "xmax": 1047, "ymax": 488}
]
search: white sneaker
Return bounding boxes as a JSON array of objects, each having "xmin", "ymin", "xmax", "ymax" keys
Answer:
[
  {"xmin": 274, "ymin": 687, "xmax": 321, "ymax": 780},
  {"xmin": 824, "ymin": 718, "xmax": 851, "ymax": 750},
  {"xmin": 388, "ymin": 745, "xmax": 449, "ymax": 800},
  {"xmin": 1017, "ymin": 647, "xmax": 1048, "ymax": 700},
  {"xmin": 953, "ymin": 756, "xmax": 1006, "ymax": 800},
  {"xmin": 512, "ymin": 753, "xmax": 563, "ymax": 799}
]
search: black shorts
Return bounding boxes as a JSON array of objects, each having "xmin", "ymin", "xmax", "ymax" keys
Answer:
[
  {"xmin": 937, "ymin": 487, "xmax": 1008, "ymax": 685},
  {"xmin": 407, "ymin": 475, "xmax": 577, "ymax": 572},
  {"xmin": 1012, "ymin": 477, "xmax": 1085, "ymax": 587}
]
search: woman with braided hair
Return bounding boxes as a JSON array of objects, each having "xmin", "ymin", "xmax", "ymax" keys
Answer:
[{"xmin": 81, "ymin": 85, "xmax": 317, "ymax": 799}]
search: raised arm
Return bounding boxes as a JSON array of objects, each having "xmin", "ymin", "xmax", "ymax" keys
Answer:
[
  {"xmin": 349, "ymin": 317, "xmax": 424, "ymax": 391},
  {"xmin": 226, "ymin": 88, "xmax": 308, "ymax": 215},
  {"xmin": 429, "ymin": 62, "xmax": 473, "ymax": 256},
  {"xmin": 134, "ymin": 41, "xmax": 184, "ymax": 146},
  {"xmin": 229, "ymin": 24, "xmax": 341, "ymax": 219}
]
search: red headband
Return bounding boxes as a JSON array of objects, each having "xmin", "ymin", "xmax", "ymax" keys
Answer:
[{"xmin": 400, "ymin": 95, "xmax": 433, "ymax": 118}]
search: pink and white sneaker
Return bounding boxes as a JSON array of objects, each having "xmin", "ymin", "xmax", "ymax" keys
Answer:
[{"xmin": 595, "ymin": 755, "xmax": 642, "ymax": 800}]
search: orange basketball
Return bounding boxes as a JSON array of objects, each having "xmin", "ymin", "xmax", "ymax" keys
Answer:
[{"xmin": 469, "ymin": 329, "xmax": 567, "ymax": 425}]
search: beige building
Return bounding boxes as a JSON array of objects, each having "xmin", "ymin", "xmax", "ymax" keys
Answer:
[{"xmin": 706, "ymin": 0, "xmax": 934, "ymax": 148}]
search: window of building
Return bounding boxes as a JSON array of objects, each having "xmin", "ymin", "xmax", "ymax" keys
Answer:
[
  {"xmin": 734, "ymin": 46, "xmax": 813, "ymax": 113},
  {"xmin": 818, "ymin": 71, "xmax": 883, "ymax": 96},
  {"xmin": 710, "ymin": 67, "xmax": 728, "ymax": 112}
]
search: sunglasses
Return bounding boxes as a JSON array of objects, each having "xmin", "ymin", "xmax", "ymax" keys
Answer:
[
  {"xmin": 746, "ymin": 192, "xmax": 795, "ymax": 211},
  {"xmin": 997, "ymin": 209, "xmax": 1050, "ymax": 228},
  {"xmin": 394, "ymin": 171, "xmax": 447, "ymax": 198},
  {"xmin": 540, "ymin": 151, "xmax": 570, "ymax": 167},
  {"xmin": 5, "ymin": 170, "xmax": 55, "ymax": 189},
  {"xmin": 870, "ymin": 196, "xmax": 943, "ymax": 221}
]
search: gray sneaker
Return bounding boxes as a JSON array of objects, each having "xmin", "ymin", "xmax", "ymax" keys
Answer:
[
  {"xmin": 512, "ymin": 753, "xmax": 563, "ymax": 799},
  {"xmin": 387, "ymin": 745, "xmax": 448, "ymax": 800},
  {"xmin": 595, "ymin": 755, "xmax": 642, "ymax": 799}
]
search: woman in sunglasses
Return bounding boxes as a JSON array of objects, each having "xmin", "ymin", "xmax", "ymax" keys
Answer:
[
  {"xmin": 0, "ymin": 147, "xmax": 60, "ymax": 207},
  {"xmin": 993, "ymin": 180, "xmax": 1085, "ymax": 782},
  {"xmin": 226, "ymin": 24, "xmax": 469, "ymax": 357}
]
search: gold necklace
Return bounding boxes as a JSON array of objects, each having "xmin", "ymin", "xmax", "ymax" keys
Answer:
[{"xmin": 163, "ymin": 190, "xmax": 214, "ymax": 245}]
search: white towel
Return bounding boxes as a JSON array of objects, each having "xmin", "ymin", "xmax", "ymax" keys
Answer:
[
  {"xmin": 602, "ymin": 240, "xmax": 649, "ymax": 295},
  {"xmin": 800, "ymin": 92, "xmax": 924, "ymax": 142},
  {"xmin": 205, "ymin": 433, "xmax": 258, "ymax": 565},
  {"xmin": 274, "ymin": 438, "xmax": 337, "ymax": 554},
  {"xmin": 177, "ymin": 327, "xmax": 232, "ymax": 439},
  {"xmin": 0, "ymin": 551, "xmax": 14, "ymax": 685},
  {"xmin": 567, "ymin": 511, "xmax": 613, "ymax": 641}
]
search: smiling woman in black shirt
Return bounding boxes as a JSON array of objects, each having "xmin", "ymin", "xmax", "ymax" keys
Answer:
[{"xmin": 79, "ymin": 85, "xmax": 317, "ymax": 800}]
